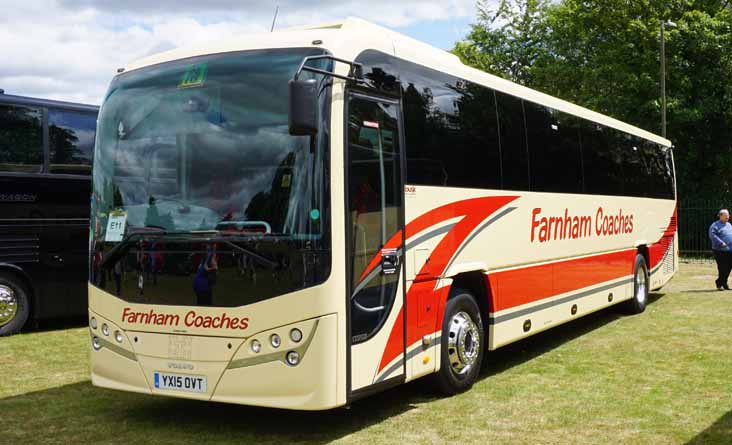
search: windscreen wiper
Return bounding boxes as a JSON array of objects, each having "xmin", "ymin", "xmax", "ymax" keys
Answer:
[
  {"xmin": 98, "ymin": 229, "xmax": 279, "ymax": 271},
  {"xmin": 210, "ymin": 237, "xmax": 279, "ymax": 270},
  {"xmin": 98, "ymin": 227, "xmax": 170, "ymax": 270}
]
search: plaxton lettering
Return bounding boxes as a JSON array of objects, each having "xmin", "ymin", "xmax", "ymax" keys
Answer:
[
  {"xmin": 121, "ymin": 308, "xmax": 249, "ymax": 330},
  {"xmin": 531, "ymin": 207, "xmax": 634, "ymax": 243}
]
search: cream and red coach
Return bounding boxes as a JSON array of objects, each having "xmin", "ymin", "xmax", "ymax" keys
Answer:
[{"xmin": 88, "ymin": 18, "xmax": 677, "ymax": 410}]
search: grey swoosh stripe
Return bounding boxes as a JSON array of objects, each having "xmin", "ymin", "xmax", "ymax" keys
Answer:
[
  {"xmin": 350, "ymin": 248, "xmax": 403, "ymax": 298},
  {"xmin": 227, "ymin": 319, "xmax": 320, "ymax": 370},
  {"xmin": 444, "ymin": 207, "xmax": 518, "ymax": 275},
  {"xmin": 650, "ymin": 262, "xmax": 662, "ymax": 276},
  {"xmin": 374, "ymin": 335, "xmax": 442, "ymax": 383},
  {"xmin": 351, "ymin": 264, "xmax": 383, "ymax": 298},
  {"xmin": 489, "ymin": 277, "xmax": 632, "ymax": 324},
  {"xmin": 93, "ymin": 334, "xmax": 138, "ymax": 362},
  {"xmin": 405, "ymin": 223, "xmax": 456, "ymax": 251},
  {"xmin": 353, "ymin": 223, "xmax": 457, "ymax": 297}
]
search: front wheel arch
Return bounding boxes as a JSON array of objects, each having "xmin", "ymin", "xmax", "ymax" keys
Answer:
[{"xmin": 430, "ymin": 288, "xmax": 485, "ymax": 395}]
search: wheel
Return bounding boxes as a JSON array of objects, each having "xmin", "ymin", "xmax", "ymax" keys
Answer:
[
  {"xmin": 623, "ymin": 254, "xmax": 649, "ymax": 314},
  {"xmin": 0, "ymin": 273, "xmax": 31, "ymax": 336},
  {"xmin": 430, "ymin": 289, "xmax": 485, "ymax": 395}
]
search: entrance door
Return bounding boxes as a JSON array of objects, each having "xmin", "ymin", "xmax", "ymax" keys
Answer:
[{"xmin": 346, "ymin": 93, "xmax": 405, "ymax": 393}]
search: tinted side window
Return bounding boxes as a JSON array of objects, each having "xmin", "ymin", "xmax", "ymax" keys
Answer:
[
  {"xmin": 400, "ymin": 68, "xmax": 500, "ymax": 189},
  {"xmin": 524, "ymin": 102, "xmax": 582, "ymax": 193},
  {"xmin": 581, "ymin": 122, "xmax": 624, "ymax": 196},
  {"xmin": 622, "ymin": 135, "xmax": 651, "ymax": 197},
  {"xmin": 0, "ymin": 104, "xmax": 43, "ymax": 173},
  {"xmin": 49, "ymin": 109, "xmax": 96, "ymax": 175},
  {"xmin": 451, "ymin": 79, "xmax": 501, "ymax": 189},
  {"xmin": 644, "ymin": 142, "xmax": 675, "ymax": 199},
  {"xmin": 662, "ymin": 146, "xmax": 676, "ymax": 199},
  {"xmin": 495, "ymin": 92, "xmax": 529, "ymax": 190},
  {"xmin": 357, "ymin": 50, "xmax": 501, "ymax": 189}
]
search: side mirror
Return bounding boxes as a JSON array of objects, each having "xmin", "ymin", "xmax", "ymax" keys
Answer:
[{"xmin": 288, "ymin": 79, "xmax": 318, "ymax": 136}]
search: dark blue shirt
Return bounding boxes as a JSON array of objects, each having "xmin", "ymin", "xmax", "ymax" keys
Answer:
[{"xmin": 709, "ymin": 220, "xmax": 732, "ymax": 251}]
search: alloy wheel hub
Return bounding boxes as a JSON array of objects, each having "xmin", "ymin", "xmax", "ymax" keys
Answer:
[
  {"xmin": 0, "ymin": 285, "xmax": 18, "ymax": 327},
  {"xmin": 447, "ymin": 311, "xmax": 480, "ymax": 376},
  {"xmin": 636, "ymin": 266, "xmax": 647, "ymax": 304}
]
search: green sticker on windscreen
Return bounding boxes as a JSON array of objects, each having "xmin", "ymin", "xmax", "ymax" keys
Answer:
[{"xmin": 179, "ymin": 62, "xmax": 208, "ymax": 89}]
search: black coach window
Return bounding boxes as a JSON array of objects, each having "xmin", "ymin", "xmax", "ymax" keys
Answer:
[
  {"xmin": 495, "ymin": 92, "xmax": 529, "ymax": 191},
  {"xmin": 49, "ymin": 109, "xmax": 96, "ymax": 175},
  {"xmin": 581, "ymin": 121, "xmax": 624, "ymax": 196},
  {"xmin": 524, "ymin": 102, "xmax": 582, "ymax": 193},
  {"xmin": 0, "ymin": 104, "xmax": 43, "ymax": 173}
]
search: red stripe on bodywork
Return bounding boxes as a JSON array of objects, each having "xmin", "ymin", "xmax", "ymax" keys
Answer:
[
  {"xmin": 376, "ymin": 196, "xmax": 518, "ymax": 374},
  {"xmin": 487, "ymin": 249, "xmax": 636, "ymax": 313},
  {"xmin": 649, "ymin": 206, "xmax": 678, "ymax": 269},
  {"xmin": 377, "ymin": 201, "xmax": 678, "ymax": 377},
  {"xmin": 359, "ymin": 196, "xmax": 519, "ymax": 283}
]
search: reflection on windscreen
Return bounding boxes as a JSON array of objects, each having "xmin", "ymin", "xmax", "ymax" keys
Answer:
[
  {"xmin": 90, "ymin": 48, "xmax": 334, "ymax": 308},
  {"xmin": 96, "ymin": 48, "xmax": 330, "ymax": 237}
]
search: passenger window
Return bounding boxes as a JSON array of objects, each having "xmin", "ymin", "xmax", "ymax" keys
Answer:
[
  {"xmin": 622, "ymin": 135, "xmax": 651, "ymax": 197},
  {"xmin": 524, "ymin": 102, "xmax": 582, "ymax": 193},
  {"xmin": 49, "ymin": 109, "xmax": 97, "ymax": 175},
  {"xmin": 0, "ymin": 104, "xmax": 43, "ymax": 173},
  {"xmin": 495, "ymin": 92, "xmax": 529, "ymax": 190},
  {"xmin": 644, "ymin": 142, "xmax": 675, "ymax": 199},
  {"xmin": 581, "ymin": 122, "xmax": 624, "ymax": 196},
  {"xmin": 662, "ymin": 147, "xmax": 676, "ymax": 199},
  {"xmin": 398, "ymin": 60, "xmax": 500, "ymax": 189}
]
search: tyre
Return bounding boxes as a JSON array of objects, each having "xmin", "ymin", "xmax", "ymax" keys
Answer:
[
  {"xmin": 623, "ymin": 254, "xmax": 649, "ymax": 314},
  {"xmin": 430, "ymin": 288, "xmax": 485, "ymax": 395},
  {"xmin": 0, "ymin": 273, "xmax": 31, "ymax": 336}
]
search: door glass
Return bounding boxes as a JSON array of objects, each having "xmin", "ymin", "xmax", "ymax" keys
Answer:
[{"xmin": 348, "ymin": 96, "xmax": 402, "ymax": 344}]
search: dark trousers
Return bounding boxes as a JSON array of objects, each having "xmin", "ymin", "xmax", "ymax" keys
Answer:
[{"xmin": 713, "ymin": 250, "xmax": 732, "ymax": 287}]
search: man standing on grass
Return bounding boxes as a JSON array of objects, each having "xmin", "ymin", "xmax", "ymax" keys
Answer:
[{"xmin": 709, "ymin": 209, "xmax": 732, "ymax": 290}]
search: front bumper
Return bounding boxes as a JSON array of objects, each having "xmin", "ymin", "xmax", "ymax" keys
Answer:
[{"xmin": 89, "ymin": 311, "xmax": 339, "ymax": 410}]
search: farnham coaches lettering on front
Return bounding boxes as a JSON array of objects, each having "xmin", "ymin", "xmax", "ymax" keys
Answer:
[
  {"xmin": 121, "ymin": 307, "xmax": 249, "ymax": 330},
  {"xmin": 531, "ymin": 207, "xmax": 635, "ymax": 243}
]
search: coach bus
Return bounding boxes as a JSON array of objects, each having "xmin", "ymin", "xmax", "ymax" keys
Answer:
[
  {"xmin": 0, "ymin": 91, "xmax": 98, "ymax": 335},
  {"xmin": 88, "ymin": 18, "xmax": 677, "ymax": 409}
]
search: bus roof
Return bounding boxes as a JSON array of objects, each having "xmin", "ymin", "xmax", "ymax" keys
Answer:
[
  {"xmin": 0, "ymin": 91, "xmax": 99, "ymax": 113},
  {"xmin": 121, "ymin": 17, "xmax": 671, "ymax": 148}
]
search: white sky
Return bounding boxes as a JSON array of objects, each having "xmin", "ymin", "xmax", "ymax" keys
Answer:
[{"xmin": 0, "ymin": 0, "xmax": 482, "ymax": 104}]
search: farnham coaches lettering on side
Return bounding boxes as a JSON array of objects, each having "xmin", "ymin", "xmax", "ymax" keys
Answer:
[{"xmin": 531, "ymin": 207, "xmax": 635, "ymax": 243}]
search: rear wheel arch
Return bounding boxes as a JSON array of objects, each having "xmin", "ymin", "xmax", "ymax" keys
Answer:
[{"xmin": 636, "ymin": 245, "xmax": 649, "ymax": 268}]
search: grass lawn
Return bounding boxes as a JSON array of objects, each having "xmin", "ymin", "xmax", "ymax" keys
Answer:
[{"xmin": 1, "ymin": 261, "xmax": 731, "ymax": 444}]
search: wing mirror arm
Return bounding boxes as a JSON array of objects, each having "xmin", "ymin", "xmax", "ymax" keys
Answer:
[{"xmin": 288, "ymin": 55, "xmax": 364, "ymax": 136}]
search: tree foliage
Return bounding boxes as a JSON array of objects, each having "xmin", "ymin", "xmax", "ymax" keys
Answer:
[{"xmin": 454, "ymin": 0, "xmax": 732, "ymax": 199}]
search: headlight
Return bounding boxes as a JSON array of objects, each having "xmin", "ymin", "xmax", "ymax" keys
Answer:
[
  {"xmin": 290, "ymin": 328, "xmax": 303, "ymax": 343},
  {"xmin": 92, "ymin": 336, "xmax": 101, "ymax": 350},
  {"xmin": 270, "ymin": 334, "xmax": 281, "ymax": 348},
  {"xmin": 251, "ymin": 339, "xmax": 261, "ymax": 353},
  {"xmin": 286, "ymin": 350, "xmax": 300, "ymax": 366},
  {"xmin": 114, "ymin": 330, "xmax": 123, "ymax": 344},
  {"xmin": 101, "ymin": 323, "xmax": 109, "ymax": 336},
  {"xmin": 90, "ymin": 317, "xmax": 97, "ymax": 330}
]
